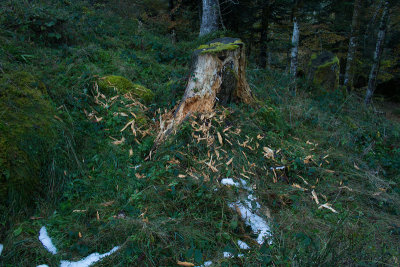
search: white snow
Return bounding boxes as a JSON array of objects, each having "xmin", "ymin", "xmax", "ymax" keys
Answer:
[
  {"xmin": 60, "ymin": 246, "xmax": 119, "ymax": 267},
  {"xmin": 196, "ymin": 261, "xmax": 213, "ymax": 267},
  {"xmin": 0, "ymin": 244, "xmax": 3, "ymax": 256},
  {"xmin": 39, "ymin": 226, "xmax": 57, "ymax": 255},
  {"xmin": 237, "ymin": 240, "xmax": 250, "ymax": 250},
  {"xmin": 229, "ymin": 202, "xmax": 272, "ymax": 245},
  {"xmin": 221, "ymin": 178, "xmax": 240, "ymax": 187},
  {"xmin": 37, "ymin": 265, "xmax": 50, "ymax": 267},
  {"xmin": 223, "ymin": 252, "xmax": 233, "ymax": 258},
  {"xmin": 270, "ymin": 166, "xmax": 285, "ymax": 170}
]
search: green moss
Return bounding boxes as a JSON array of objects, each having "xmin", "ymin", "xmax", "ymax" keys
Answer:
[
  {"xmin": 0, "ymin": 71, "xmax": 57, "ymax": 206},
  {"xmin": 311, "ymin": 54, "xmax": 340, "ymax": 91},
  {"xmin": 197, "ymin": 40, "xmax": 243, "ymax": 54},
  {"xmin": 98, "ymin": 75, "xmax": 154, "ymax": 103}
]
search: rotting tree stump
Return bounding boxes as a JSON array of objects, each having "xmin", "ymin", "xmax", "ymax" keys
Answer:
[{"xmin": 156, "ymin": 37, "xmax": 254, "ymax": 144}]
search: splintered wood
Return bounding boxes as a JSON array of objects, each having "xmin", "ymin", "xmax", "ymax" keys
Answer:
[{"xmin": 155, "ymin": 38, "xmax": 254, "ymax": 145}]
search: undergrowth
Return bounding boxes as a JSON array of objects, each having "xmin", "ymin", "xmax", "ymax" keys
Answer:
[{"xmin": 0, "ymin": 0, "xmax": 399, "ymax": 266}]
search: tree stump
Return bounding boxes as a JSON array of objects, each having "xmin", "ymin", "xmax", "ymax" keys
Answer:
[{"xmin": 156, "ymin": 37, "xmax": 254, "ymax": 143}]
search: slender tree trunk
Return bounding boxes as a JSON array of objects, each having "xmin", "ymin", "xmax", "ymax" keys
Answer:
[
  {"xmin": 259, "ymin": 0, "xmax": 270, "ymax": 68},
  {"xmin": 169, "ymin": 0, "xmax": 177, "ymax": 44},
  {"xmin": 365, "ymin": 1, "xmax": 389, "ymax": 105},
  {"xmin": 199, "ymin": 0, "xmax": 220, "ymax": 36},
  {"xmin": 290, "ymin": 17, "xmax": 300, "ymax": 90},
  {"xmin": 343, "ymin": 0, "xmax": 362, "ymax": 91}
]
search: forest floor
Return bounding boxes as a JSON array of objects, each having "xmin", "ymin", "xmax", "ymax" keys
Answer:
[{"xmin": 1, "ymin": 1, "xmax": 400, "ymax": 266}]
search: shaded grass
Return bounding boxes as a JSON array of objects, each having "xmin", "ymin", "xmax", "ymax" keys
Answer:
[{"xmin": 0, "ymin": 0, "xmax": 400, "ymax": 266}]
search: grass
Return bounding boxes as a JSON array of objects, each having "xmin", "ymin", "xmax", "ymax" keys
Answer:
[{"xmin": 1, "ymin": 0, "xmax": 400, "ymax": 266}]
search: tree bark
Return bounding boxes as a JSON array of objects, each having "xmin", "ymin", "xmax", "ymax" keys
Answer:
[
  {"xmin": 365, "ymin": 1, "xmax": 389, "ymax": 105},
  {"xmin": 289, "ymin": 17, "xmax": 300, "ymax": 90},
  {"xmin": 156, "ymin": 38, "xmax": 253, "ymax": 143},
  {"xmin": 199, "ymin": 0, "xmax": 220, "ymax": 36},
  {"xmin": 259, "ymin": 0, "xmax": 270, "ymax": 68},
  {"xmin": 343, "ymin": 0, "xmax": 362, "ymax": 92}
]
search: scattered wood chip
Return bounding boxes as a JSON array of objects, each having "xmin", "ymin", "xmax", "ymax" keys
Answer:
[
  {"xmin": 78, "ymin": 232, "xmax": 82, "ymax": 238},
  {"xmin": 304, "ymin": 155, "xmax": 313, "ymax": 164},
  {"xmin": 100, "ymin": 201, "xmax": 115, "ymax": 207},
  {"xmin": 292, "ymin": 183, "xmax": 307, "ymax": 191},
  {"xmin": 263, "ymin": 147, "xmax": 274, "ymax": 159},
  {"xmin": 318, "ymin": 203, "xmax": 338, "ymax": 213},
  {"xmin": 178, "ymin": 174, "xmax": 186, "ymax": 178},
  {"xmin": 353, "ymin": 163, "xmax": 360, "ymax": 170},
  {"xmin": 311, "ymin": 190, "xmax": 319, "ymax": 204},
  {"xmin": 226, "ymin": 157, "xmax": 233, "ymax": 166},
  {"xmin": 217, "ymin": 131, "xmax": 223, "ymax": 145},
  {"xmin": 72, "ymin": 210, "xmax": 87, "ymax": 213},
  {"xmin": 177, "ymin": 261, "xmax": 195, "ymax": 267},
  {"xmin": 96, "ymin": 211, "xmax": 100, "ymax": 220}
]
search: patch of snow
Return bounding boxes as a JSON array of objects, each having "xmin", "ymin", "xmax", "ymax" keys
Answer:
[
  {"xmin": 39, "ymin": 226, "xmax": 57, "ymax": 255},
  {"xmin": 239, "ymin": 179, "xmax": 252, "ymax": 191},
  {"xmin": 238, "ymin": 253, "xmax": 244, "ymax": 257},
  {"xmin": 223, "ymin": 252, "xmax": 233, "ymax": 258},
  {"xmin": 270, "ymin": 166, "xmax": 285, "ymax": 170},
  {"xmin": 229, "ymin": 202, "xmax": 272, "ymax": 245},
  {"xmin": 60, "ymin": 246, "xmax": 119, "ymax": 267},
  {"xmin": 37, "ymin": 265, "xmax": 50, "ymax": 267},
  {"xmin": 237, "ymin": 240, "xmax": 250, "ymax": 250},
  {"xmin": 0, "ymin": 244, "xmax": 3, "ymax": 256},
  {"xmin": 221, "ymin": 178, "xmax": 240, "ymax": 187},
  {"xmin": 196, "ymin": 261, "xmax": 213, "ymax": 267}
]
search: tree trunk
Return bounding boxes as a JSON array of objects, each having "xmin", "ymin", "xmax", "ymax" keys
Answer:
[
  {"xmin": 259, "ymin": 0, "xmax": 270, "ymax": 68},
  {"xmin": 199, "ymin": 0, "xmax": 220, "ymax": 36},
  {"xmin": 289, "ymin": 17, "xmax": 300, "ymax": 90},
  {"xmin": 169, "ymin": 0, "xmax": 177, "ymax": 44},
  {"xmin": 365, "ymin": 1, "xmax": 389, "ymax": 105},
  {"xmin": 156, "ymin": 38, "xmax": 253, "ymax": 143},
  {"xmin": 343, "ymin": 0, "xmax": 362, "ymax": 91}
]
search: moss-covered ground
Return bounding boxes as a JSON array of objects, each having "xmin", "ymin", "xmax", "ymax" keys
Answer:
[{"xmin": 0, "ymin": 1, "xmax": 399, "ymax": 266}]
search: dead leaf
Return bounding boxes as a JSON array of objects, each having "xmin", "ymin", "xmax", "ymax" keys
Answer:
[
  {"xmin": 96, "ymin": 211, "xmax": 100, "ymax": 220},
  {"xmin": 177, "ymin": 261, "xmax": 195, "ymax": 267},
  {"xmin": 257, "ymin": 134, "xmax": 264, "ymax": 140},
  {"xmin": 78, "ymin": 232, "xmax": 82, "ymax": 238},
  {"xmin": 129, "ymin": 148, "xmax": 133, "ymax": 157},
  {"xmin": 178, "ymin": 174, "xmax": 186, "ymax": 178}
]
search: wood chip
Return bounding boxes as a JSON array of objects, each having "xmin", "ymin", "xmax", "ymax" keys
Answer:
[
  {"xmin": 311, "ymin": 190, "xmax": 319, "ymax": 204},
  {"xmin": 318, "ymin": 203, "xmax": 338, "ymax": 213},
  {"xmin": 177, "ymin": 261, "xmax": 195, "ymax": 267},
  {"xmin": 217, "ymin": 131, "xmax": 223, "ymax": 145},
  {"xmin": 226, "ymin": 157, "xmax": 233, "ymax": 166}
]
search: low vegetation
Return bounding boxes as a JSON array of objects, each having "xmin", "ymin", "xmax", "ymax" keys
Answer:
[{"xmin": 0, "ymin": 0, "xmax": 399, "ymax": 266}]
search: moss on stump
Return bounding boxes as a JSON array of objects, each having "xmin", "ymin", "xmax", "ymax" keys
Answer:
[
  {"xmin": 98, "ymin": 75, "xmax": 154, "ymax": 103},
  {"xmin": 0, "ymin": 72, "xmax": 57, "ymax": 207},
  {"xmin": 308, "ymin": 51, "xmax": 340, "ymax": 91}
]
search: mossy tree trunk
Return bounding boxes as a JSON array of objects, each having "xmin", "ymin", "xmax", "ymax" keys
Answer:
[
  {"xmin": 289, "ymin": 17, "xmax": 300, "ymax": 90},
  {"xmin": 343, "ymin": 0, "xmax": 362, "ymax": 92},
  {"xmin": 365, "ymin": 1, "xmax": 389, "ymax": 105},
  {"xmin": 156, "ymin": 38, "xmax": 254, "ymax": 143}
]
